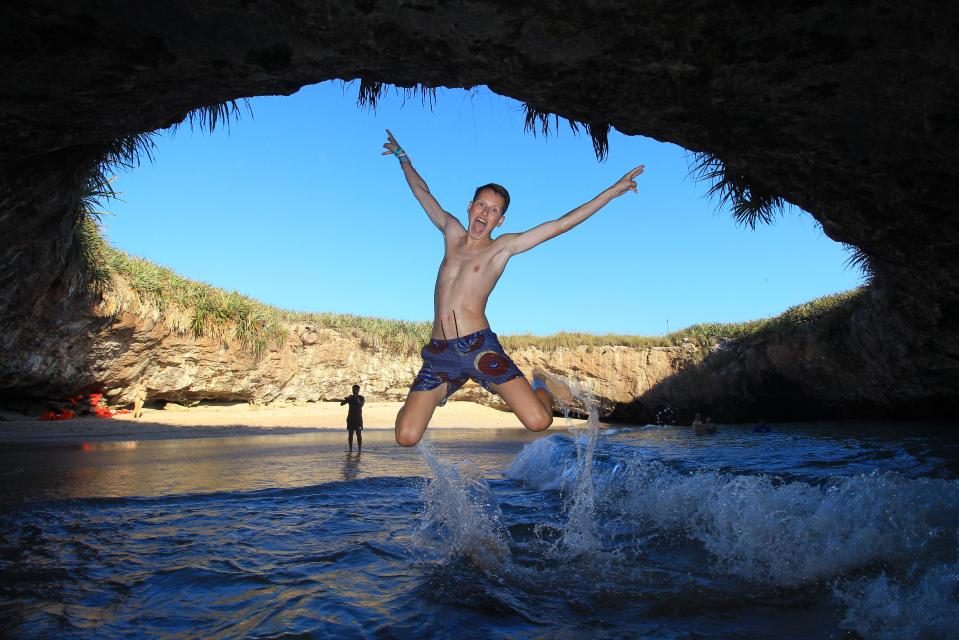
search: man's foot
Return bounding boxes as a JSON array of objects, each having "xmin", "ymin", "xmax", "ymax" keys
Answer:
[{"xmin": 531, "ymin": 367, "xmax": 574, "ymax": 409}]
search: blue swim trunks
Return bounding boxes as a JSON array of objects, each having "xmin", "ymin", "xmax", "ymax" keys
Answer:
[{"xmin": 411, "ymin": 328, "xmax": 525, "ymax": 405}]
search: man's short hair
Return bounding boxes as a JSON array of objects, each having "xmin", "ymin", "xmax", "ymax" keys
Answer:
[
  {"xmin": 352, "ymin": 384, "xmax": 360, "ymax": 392},
  {"xmin": 473, "ymin": 183, "xmax": 510, "ymax": 214}
]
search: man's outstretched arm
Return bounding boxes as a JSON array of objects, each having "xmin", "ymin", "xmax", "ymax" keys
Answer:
[
  {"xmin": 503, "ymin": 165, "xmax": 645, "ymax": 255},
  {"xmin": 382, "ymin": 129, "xmax": 460, "ymax": 233}
]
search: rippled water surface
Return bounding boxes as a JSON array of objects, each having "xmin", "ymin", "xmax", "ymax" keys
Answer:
[{"xmin": 2, "ymin": 421, "xmax": 958, "ymax": 639}]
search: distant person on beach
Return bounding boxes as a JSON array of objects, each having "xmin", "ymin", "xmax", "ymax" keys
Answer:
[
  {"xmin": 132, "ymin": 379, "xmax": 147, "ymax": 419},
  {"xmin": 340, "ymin": 384, "xmax": 365, "ymax": 452},
  {"xmin": 383, "ymin": 129, "xmax": 644, "ymax": 447}
]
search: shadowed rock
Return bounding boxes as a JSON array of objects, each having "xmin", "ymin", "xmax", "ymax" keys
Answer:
[{"xmin": 1, "ymin": 2, "xmax": 957, "ymax": 416}]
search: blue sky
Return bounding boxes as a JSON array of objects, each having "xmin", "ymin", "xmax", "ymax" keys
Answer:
[{"xmin": 104, "ymin": 82, "xmax": 864, "ymax": 336}]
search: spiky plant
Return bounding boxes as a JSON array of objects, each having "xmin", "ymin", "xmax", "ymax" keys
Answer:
[
  {"xmin": 522, "ymin": 102, "xmax": 611, "ymax": 160},
  {"xmin": 842, "ymin": 244, "xmax": 875, "ymax": 282},
  {"xmin": 72, "ymin": 99, "xmax": 249, "ymax": 298},
  {"xmin": 355, "ymin": 79, "xmax": 437, "ymax": 110},
  {"xmin": 70, "ymin": 212, "xmax": 111, "ymax": 295},
  {"xmin": 688, "ymin": 151, "xmax": 786, "ymax": 229},
  {"xmin": 172, "ymin": 99, "xmax": 251, "ymax": 134}
]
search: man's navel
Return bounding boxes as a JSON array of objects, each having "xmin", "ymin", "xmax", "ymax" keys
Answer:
[{"xmin": 473, "ymin": 265, "xmax": 480, "ymax": 272}]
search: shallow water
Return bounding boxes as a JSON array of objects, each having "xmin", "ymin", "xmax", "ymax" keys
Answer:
[{"xmin": 1, "ymin": 421, "xmax": 957, "ymax": 639}]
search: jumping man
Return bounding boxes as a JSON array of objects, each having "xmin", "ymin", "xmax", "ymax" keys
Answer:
[{"xmin": 383, "ymin": 129, "xmax": 643, "ymax": 447}]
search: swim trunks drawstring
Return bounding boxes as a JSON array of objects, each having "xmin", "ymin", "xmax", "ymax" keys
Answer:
[
  {"xmin": 452, "ymin": 309, "xmax": 465, "ymax": 353},
  {"xmin": 439, "ymin": 309, "xmax": 466, "ymax": 353}
]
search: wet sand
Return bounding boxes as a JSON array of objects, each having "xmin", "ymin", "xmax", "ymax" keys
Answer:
[{"xmin": 0, "ymin": 400, "xmax": 586, "ymax": 442}]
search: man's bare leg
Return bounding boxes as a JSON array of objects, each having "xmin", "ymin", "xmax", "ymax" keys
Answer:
[
  {"xmin": 489, "ymin": 376, "xmax": 553, "ymax": 432},
  {"xmin": 531, "ymin": 367, "xmax": 574, "ymax": 409},
  {"xmin": 395, "ymin": 384, "xmax": 448, "ymax": 447}
]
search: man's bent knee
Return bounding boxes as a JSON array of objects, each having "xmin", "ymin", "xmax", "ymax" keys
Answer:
[
  {"xmin": 394, "ymin": 414, "xmax": 425, "ymax": 447},
  {"xmin": 395, "ymin": 427, "xmax": 423, "ymax": 447},
  {"xmin": 522, "ymin": 409, "xmax": 553, "ymax": 433}
]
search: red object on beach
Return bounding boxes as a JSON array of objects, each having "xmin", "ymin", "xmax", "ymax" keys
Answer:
[
  {"xmin": 89, "ymin": 393, "xmax": 102, "ymax": 407},
  {"xmin": 93, "ymin": 405, "xmax": 114, "ymax": 418},
  {"xmin": 40, "ymin": 409, "xmax": 75, "ymax": 421}
]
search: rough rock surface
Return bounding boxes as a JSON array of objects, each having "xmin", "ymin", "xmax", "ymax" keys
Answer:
[
  {"xmin": 6, "ymin": 289, "xmax": 953, "ymax": 424},
  {"xmin": 0, "ymin": 290, "xmax": 691, "ymax": 418},
  {"xmin": 1, "ymin": 2, "xmax": 958, "ymax": 414},
  {"xmin": 69, "ymin": 301, "xmax": 691, "ymax": 417}
]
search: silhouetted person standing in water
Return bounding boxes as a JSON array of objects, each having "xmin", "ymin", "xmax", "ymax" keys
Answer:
[{"xmin": 341, "ymin": 384, "xmax": 365, "ymax": 452}]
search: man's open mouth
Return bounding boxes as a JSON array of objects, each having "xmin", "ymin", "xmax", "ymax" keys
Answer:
[{"xmin": 471, "ymin": 217, "xmax": 488, "ymax": 234}]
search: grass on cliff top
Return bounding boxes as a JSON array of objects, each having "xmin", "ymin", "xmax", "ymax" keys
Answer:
[
  {"xmin": 102, "ymin": 248, "xmax": 289, "ymax": 356},
  {"xmin": 101, "ymin": 247, "xmax": 434, "ymax": 356},
  {"xmin": 500, "ymin": 287, "xmax": 864, "ymax": 352},
  {"xmin": 99, "ymin": 244, "xmax": 865, "ymax": 359}
]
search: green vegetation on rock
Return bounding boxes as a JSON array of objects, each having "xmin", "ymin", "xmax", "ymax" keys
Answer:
[
  {"xmin": 500, "ymin": 287, "xmax": 865, "ymax": 354},
  {"xmin": 94, "ymin": 242, "xmax": 865, "ymax": 360}
]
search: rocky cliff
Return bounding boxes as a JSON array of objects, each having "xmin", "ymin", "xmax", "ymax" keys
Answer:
[
  {"xmin": 8, "ymin": 278, "xmax": 948, "ymax": 424},
  {"xmin": 84, "ymin": 301, "xmax": 695, "ymax": 419}
]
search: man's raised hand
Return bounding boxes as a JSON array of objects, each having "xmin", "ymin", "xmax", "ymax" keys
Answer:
[
  {"xmin": 610, "ymin": 165, "xmax": 645, "ymax": 198},
  {"xmin": 382, "ymin": 129, "xmax": 403, "ymax": 157}
]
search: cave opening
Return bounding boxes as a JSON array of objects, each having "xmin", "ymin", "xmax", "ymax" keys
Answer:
[{"xmin": 98, "ymin": 81, "xmax": 867, "ymax": 338}]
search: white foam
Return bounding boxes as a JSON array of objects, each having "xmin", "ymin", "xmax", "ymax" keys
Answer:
[
  {"xmin": 505, "ymin": 435, "xmax": 574, "ymax": 492},
  {"xmin": 508, "ymin": 436, "xmax": 959, "ymax": 587},
  {"xmin": 413, "ymin": 438, "xmax": 512, "ymax": 575},
  {"xmin": 504, "ymin": 369, "xmax": 959, "ymax": 639},
  {"xmin": 834, "ymin": 561, "xmax": 959, "ymax": 640},
  {"xmin": 614, "ymin": 459, "xmax": 959, "ymax": 587},
  {"xmin": 558, "ymin": 404, "xmax": 601, "ymax": 557}
]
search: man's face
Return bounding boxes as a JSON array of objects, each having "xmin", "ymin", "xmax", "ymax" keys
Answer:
[{"xmin": 467, "ymin": 188, "xmax": 506, "ymax": 239}]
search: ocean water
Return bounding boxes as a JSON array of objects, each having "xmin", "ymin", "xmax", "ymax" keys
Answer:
[{"xmin": 1, "ymin": 414, "xmax": 958, "ymax": 639}]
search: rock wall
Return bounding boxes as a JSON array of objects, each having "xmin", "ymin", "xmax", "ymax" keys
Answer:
[
  {"xmin": 8, "ymin": 287, "xmax": 952, "ymax": 424},
  {"xmin": 87, "ymin": 305, "xmax": 694, "ymax": 416},
  {"xmin": 0, "ymin": 289, "xmax": 694, "ymax": 417}
]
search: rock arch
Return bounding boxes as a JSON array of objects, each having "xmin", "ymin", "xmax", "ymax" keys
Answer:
[{"xmin": 1, "ymin": 2, "xmax": 957, "ymax": 413}]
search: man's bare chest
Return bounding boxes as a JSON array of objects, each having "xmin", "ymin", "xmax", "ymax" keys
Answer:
[{"xmin": 439, "ymin": 245, "xmax": 506, "ymax": 286}]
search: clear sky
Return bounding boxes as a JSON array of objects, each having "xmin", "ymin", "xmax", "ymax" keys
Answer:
[{"xmin": 103, "ymin": 81, "xmax": 864, "ymax": 337}]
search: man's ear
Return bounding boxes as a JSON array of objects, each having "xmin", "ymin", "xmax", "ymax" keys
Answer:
[{"xmin": 496, "ymin": 216, "xmax": 505, "ymax": 227}]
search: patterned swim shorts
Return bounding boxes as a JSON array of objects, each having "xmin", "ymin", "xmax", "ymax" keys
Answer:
[{"xmin": 410, "ymin": 328, "xmax": 525, "ymax": 405}]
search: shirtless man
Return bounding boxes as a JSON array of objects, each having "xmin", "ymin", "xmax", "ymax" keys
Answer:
[{"xmin": 383, "ymin": 129, "xmax": 643, "ymax": 447}]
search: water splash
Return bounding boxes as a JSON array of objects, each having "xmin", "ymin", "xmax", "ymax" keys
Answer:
[
  {"xmin": 834, "ymin": 560, "xmax": 959, "ymax": 640},
  {"xmin": 602, "ymin": 461, "xmax": 959, "ymax": 589},
  {"xmin": 556, "ymin": 379, "xmax": 602, "ymax": 557},
  {"xmin": 413, "ymin": 438, "xmax": 512, "ymax": 575},
  {"xmin": 505, "ymin": 409, "xmax": 959, "ymax": 639}
]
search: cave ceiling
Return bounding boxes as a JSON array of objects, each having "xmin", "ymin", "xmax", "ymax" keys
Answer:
[{"xmin": 1, "ymin": 1, "xmax": 958, "ymax": 316}]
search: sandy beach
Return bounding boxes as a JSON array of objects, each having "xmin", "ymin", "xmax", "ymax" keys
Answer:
[{"xmin": 0, "ymin": 400, "xmax": 587, "ymax": 442}]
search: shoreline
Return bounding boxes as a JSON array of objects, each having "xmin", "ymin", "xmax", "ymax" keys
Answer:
[{"xmin": 0, "ymin": 400, "xmax": 588, "ymax": 442}]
